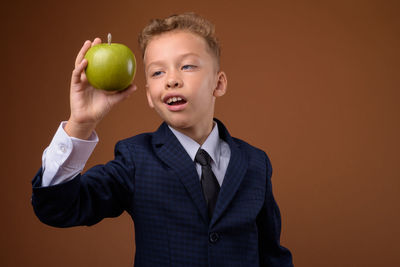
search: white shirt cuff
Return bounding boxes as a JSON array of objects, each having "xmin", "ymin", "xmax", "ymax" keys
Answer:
[{"xmin": 41, "ymin": 121, "xmax": 98, "ymax": 186}]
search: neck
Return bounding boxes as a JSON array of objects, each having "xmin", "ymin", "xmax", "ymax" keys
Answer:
[{"xmin": 171, "ymin": 120, "xmax": 215, "ymax": 145}]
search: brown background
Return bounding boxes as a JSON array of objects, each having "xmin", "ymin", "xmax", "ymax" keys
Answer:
[{"xmin": 2, "ymin": 0, "xmax": 399, "ymax": 266}]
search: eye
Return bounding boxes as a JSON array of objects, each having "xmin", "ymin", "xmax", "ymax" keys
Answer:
[
  {"xmin": 182, "ymin": 65, "xmax": 197, "ymax": 70},
  {"xmin": 151, "ymin": 71, "xmax": 163, "ymax": 77}
]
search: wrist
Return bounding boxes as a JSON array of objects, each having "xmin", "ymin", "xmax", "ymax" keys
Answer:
[{"xmin": 65, "ymin": 119, "xmax": 97, "ymax": 140}]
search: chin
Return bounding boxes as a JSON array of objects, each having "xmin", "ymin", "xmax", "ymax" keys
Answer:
[
  {"xmin": 165, "ymin": 117, "xmax": 192, "ymax": 130},
  {"xmin": 154, "ymin": 108, "xmax": 185, "ymax": 126}
]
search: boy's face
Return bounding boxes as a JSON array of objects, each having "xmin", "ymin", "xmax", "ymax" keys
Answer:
[{"xmin": 144, "ymin": 30, "xmax": 227, "ymax": 135}]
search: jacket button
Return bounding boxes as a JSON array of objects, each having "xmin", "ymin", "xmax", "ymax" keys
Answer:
[{"xmin": 209, "ymin": 232, "xmax": 220, "ymax": 243}]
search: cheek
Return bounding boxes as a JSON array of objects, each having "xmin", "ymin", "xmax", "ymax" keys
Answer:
[
  {"xmin": 146, "ymin": 83, "xmax": 163, "ymax": 107},
  {"xmin": 147, "ymin": 79, "xmax": 163, "ymax": 96},
  {"xmin": 190, "ymin": 70, "xmax": 213, "ymax": 88},
  {"xmin": 147, "ymin": 78, "xmax": 158, "ymax": 89},
  {"xmin": 195, "ymin": 75, "xmax": 216, "ymax": 98},
  {"xmin": 146, "ymin": 89, "xmax": 155, "ymax": 108}
]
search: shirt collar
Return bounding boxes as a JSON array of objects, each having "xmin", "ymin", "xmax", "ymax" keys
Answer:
[{"xmin": 168, "ymin": 122, "xmax": 221, "ymax": 166}]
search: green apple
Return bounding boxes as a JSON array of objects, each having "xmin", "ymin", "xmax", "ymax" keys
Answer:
[{"xmin": 84, "ymin": 34, "xmax": 136, "ymax": 91}]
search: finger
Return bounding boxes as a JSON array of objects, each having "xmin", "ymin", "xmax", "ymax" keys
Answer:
[
  {"xmin": 71, "ymin": 59, "xmax": 88, "ymax": 85},
  {"xmin": 92, "ymin": 37, "xmax": 102, "ymax": 47},
  {"xmin": 75, "ymin": 40, "xmax": 91, "ymax": 68},
  {"xmin": 109, "ymin": 84, "xmax": 138, "ymax": 105}
]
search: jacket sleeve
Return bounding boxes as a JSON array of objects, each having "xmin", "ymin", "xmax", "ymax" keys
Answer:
[
  {"xmin": 31, "ymin": 140, "xmax": 135, "ymax": 227},
  {"xmin": 256, "ymin": 153, "xmax": 294, "ymax": 267}
]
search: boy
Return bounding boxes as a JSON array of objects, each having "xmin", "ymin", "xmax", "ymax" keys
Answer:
[{"xmin": 32, "ymin": 13, "xmax": 293, "ymax": 266}]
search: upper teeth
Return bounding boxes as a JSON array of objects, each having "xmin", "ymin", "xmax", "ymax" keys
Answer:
[{"xmin": 167, "ymin": 97, "xmax": 183, "ymax": 104}]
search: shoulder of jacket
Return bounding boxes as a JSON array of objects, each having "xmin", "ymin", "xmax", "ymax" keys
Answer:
[{"xmin": 116, "ymin": 131, "xmax": 154, "ymax": 149}]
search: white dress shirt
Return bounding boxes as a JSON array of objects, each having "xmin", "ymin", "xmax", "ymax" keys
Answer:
[
  {"xmin": 41, "ymin": 121, "xmax": 230, "ymax": 187},
  {"xmin": 168, "ymin": 122, "xmax": 230, "ymax": 186}
]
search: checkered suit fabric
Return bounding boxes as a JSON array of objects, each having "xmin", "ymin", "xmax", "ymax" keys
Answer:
[{"xmin": 32, "ymin": 119, "xmax": 293, "ymax": 267}]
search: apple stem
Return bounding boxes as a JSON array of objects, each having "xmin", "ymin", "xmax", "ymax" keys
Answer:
[{"xmin": 108, "ymin": 33, "xmax": 112, "ymax": 45}]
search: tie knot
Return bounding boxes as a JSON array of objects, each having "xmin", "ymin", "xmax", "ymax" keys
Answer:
[{"xmin": 195, "ymin": 149, "xmax": 212, "ymax": 166}]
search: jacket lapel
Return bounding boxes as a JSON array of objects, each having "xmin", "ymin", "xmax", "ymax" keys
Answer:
[
  {"xmin": 210, "ymin": 119, "xmax": 249, "ymax": 227},
  {"xmin": 152, "ymin": 123, "xmax": 209, "ymax": 224},
  {"xmin": 150, "ymin": 120, "xmax": 249, "ymax": 227}
]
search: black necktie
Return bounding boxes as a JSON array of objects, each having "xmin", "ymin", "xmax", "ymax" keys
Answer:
[{"xmin": 195, "ymin": 149, "xmax": 220, "ymax": 220}]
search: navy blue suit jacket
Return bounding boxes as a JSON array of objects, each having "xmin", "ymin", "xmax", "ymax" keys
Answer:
[{"xmin": 32, "ymin": 119, "xmax": 293, "ymax": 266}]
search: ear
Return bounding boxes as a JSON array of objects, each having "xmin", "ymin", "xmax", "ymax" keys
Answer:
[
  {"xmin": 145, "ymin": 85, "xmax": 155, "ymax": 108},
  {"xmin": 213, "ymin": 71, "xmax": 227, "ymax": 97}
]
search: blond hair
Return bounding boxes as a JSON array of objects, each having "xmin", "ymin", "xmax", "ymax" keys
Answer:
[{"xmin": 138, "ymin": 12, "xmax": 221, "ymax": 68}]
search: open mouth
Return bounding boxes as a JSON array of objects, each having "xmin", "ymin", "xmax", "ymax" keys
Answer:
[{"xmin": 165, "ymin": 96, "xmax": 187, "ymax": 106}]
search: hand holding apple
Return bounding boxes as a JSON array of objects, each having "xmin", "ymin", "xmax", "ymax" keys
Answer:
[
  {"xmin": 85, "ymin": 33, "xmax": 136, "ymax": 91},
  {"xmin": 66, "ymin": 36, "xmax": 137, "ymax": 140}
]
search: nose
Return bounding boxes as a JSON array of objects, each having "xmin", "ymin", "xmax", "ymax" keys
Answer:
[
  {"xmin": 166, "ymin": 72, "xmax": 183, "ymax": 89},
  {"xmin": 167, "ymin": 80, "xmax": 180, "ymax": 88}
]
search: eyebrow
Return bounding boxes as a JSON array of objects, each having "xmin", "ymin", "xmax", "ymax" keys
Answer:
[{"xmin": 146, "ymin": 52, "xmax": 201, "ymax": 71}]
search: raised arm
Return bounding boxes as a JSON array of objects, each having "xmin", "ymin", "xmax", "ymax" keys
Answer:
[{"xmin": 65, "ymin": 38, "xmax": 137, "ymax": 139}]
